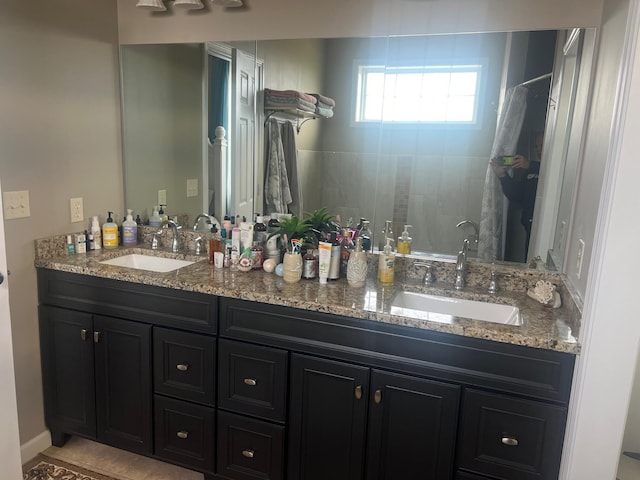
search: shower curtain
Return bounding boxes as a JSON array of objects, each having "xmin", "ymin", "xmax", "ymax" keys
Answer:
[
  {"xmin": 477, "ymin": 85, "xmax": 528, "ymax": 260},
  {"xmin": 264, "ymin": 119, "xmax": 303, "ymax": 216}
]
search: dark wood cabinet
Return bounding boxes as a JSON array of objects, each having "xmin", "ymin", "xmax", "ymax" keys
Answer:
[
  {"xmin": 39, "ymin": 306, "xmax": 152, "ymax": 455},
  {"xmin": 39, "ymin": 272, "xmax": 575, "ymax": 480},
  {"xmin": 288, "ymin": 354, "xmax": 370, "ymax": 480},
  {"xmin": 366, "ymin": 370, "xmax": 460, "ymax": 480}
]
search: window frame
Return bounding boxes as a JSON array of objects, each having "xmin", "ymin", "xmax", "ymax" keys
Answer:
[{"xmin": 352, "ymin": 57, "xmax": 487, "ymax": 128}]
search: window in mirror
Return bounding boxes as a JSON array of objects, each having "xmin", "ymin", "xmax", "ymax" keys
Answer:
[{"xmin": 355, "ymin": 64, "xmax": 482, "ymax": 124}]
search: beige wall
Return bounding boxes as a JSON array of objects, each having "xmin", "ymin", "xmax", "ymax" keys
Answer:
[
  {"xmin": 0, "ymin": 0, "xmax": 122, "ymax": 445},
  {"xmin": 117, "ymin": 0, "xmax": 603, "ymax": 44}
]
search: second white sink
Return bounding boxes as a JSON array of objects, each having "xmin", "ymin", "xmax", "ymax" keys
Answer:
[
  {"xmin": 100, "ymin": 254, "xmax": 195, "ymax": 273},
  {"xmin": 390, "ymin": 291, "xmax": 522, "ymax": 326}
]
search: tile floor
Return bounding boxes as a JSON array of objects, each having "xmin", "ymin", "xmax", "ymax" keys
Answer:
[{"xmin": 42, "ymin": 437, "xmax": 203, "ymax": 480}]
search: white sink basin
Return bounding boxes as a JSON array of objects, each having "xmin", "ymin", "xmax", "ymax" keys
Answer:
[
  {"xmin": 100, "ymin": 254, "xmax": 195, "ymax": 273},
  {"xmin": 390, "ymin": 291, "xmax": 522, "ymax": 326}
]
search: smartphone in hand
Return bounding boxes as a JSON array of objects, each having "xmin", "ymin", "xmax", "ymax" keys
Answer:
[{"xmin": 496, "ymin": 155, "xmax": 516, "ymax": 166}]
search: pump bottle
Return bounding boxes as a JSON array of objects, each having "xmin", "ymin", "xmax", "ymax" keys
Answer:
[
  {"xmin": 122, "ymin": 209, "xmax": 137, "ymax": 247},
  {"xmin": 397, "ymin": 225, "xmax": 413, "ymax": 254},
  {"xmin": 91, "ymin": 216, "xmax": 102, "ymax": 250},
  {"xmin": 149, "ymin": 206, "xmax": 162, "ymax": 227},
  {"xmin": 378, "ymin": 220, "xmax": 394, "ymax": 252},
  {"xmin": 102, "ymin": 212, "xmax": 119, "ymax": 249},
  {"xmin": 377, "ymin": 238, "xmax": 395, "ymax": 284}
]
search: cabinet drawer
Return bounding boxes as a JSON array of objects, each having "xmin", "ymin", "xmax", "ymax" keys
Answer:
[
  {"xmin": 458, "ymin": 389, "xmax": 567, "ymax": 480},
  {"xmin": 218, "ymin": 339, "xmax": 288, "ymax": 422},
  {"xmin": 217, "ymin": 411, "xmax": 285, "ymax": 480},
  {"xmin": 154, "ymin": 327, "xmax": 216, "ymax": 406},
  {"xmin": 154, "ymin": 395, "xmax": 214, "ymax": 473}
]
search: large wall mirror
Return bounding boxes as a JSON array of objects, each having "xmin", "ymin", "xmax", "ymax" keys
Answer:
[{"xmin": 120, "ymin": 28, "xmax": 595, "ymax": 271}]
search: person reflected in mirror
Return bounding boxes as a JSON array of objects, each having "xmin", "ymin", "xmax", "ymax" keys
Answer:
[{"xmin": 490, "ymin": 133, "xmax": 543, "ymax": 255}]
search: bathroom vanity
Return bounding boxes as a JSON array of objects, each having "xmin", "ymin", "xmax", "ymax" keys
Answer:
[{"xmin": 35, "ymin": 241, "xmax": 579, "ymax": 480}]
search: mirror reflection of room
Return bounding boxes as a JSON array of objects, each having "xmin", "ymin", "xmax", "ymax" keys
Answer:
[{"xmin": 120, "ymin": 28, "xmax": 593, "ymax": 269}]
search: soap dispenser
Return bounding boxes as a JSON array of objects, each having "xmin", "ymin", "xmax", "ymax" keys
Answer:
[
  {"xmin": 102, "ymin": 211, "xmax": 118, "ymax": 249},
  {"xmin": 159, "ymin": 204, "xmax": 168, "ymax": 222},
  {"xmin": 149, "ymin": 206, "xmax": 162, "ymax": 227},
  {"xmin": 378, "ymin": 220, "xmax": 394, "ymax": 252},
  {"xmin": 397, "ymin": 225, "xmax": 413, "ymax": 254},
  {"xmin": 122, "ymin": 209, "xmax": 137, "ymax": 247},
  {"xmin": 377, "ymin": 238, "xmax": 395, "ymax": 284}
]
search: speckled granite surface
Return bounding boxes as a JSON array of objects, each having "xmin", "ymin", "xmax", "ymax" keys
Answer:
[{"xmin": 34, "ymin": 233, "xmax": 581, "ymax": 354}]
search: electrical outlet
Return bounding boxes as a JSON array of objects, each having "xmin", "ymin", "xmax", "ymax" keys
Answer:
[
  {"xmin": 576, "ymin": 239, "xmax": 585, "ymax": 279},
  {"xmin": 186, "ymin": 179, "xmax": 198, "ymax": 198},
  {"xmin": 158, "ymin": 189, "xmax": 167, "ymax": 205},
  {"xmin": 2, "ymin": 190, "xmax": 30, "ymax": 220},
  {"xmin": 70, "ymin": 197, "xmax": 84, "ymax": 223}
]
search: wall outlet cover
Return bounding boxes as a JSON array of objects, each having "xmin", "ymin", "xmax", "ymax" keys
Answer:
[
  {"xmin": 186, "ymin": 179, "xmax": 198, "ymax": 198},
  {"xmin": 70, "ymin": 197, "xmax": 84, "ymax": 223}
]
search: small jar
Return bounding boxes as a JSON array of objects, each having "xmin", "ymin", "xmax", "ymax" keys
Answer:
[
  {"xmin": 303, "ymin": 250, "xmax": 317, "ymax": 279},
  {"xmin": 251, "ymin": 241, "xmax": 264, "ymax": 269}
]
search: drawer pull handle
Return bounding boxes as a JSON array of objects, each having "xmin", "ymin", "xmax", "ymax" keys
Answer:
[
  {"xmin": 93, "ymin": 331, "xmax": 101, "ymax": 343},
  {"xmin": 501, "ymin": 436, "xmax": 519, "ymax": 446},
  {"xmin": 242, "ymin": 449, "xmax": 254, "ymax": 459},
  {"xmin": 244, "ymin": 378, "xmax": 257, "ymax": 386},
  {"xmin": 80, "ymin": 329, "xmax": 88, "ymax": 341},
  {"xmin": 177, "ymin": 431, "xmax": 189, "ymax": 439},
  {"xmin": 355, "ymin": 385, "xmax": 362, "ymax": 400},
  {"xmin": 176, "ymin": 364, "xmax": 189, "ymax": 371},
  {"xmin": 374, "ymin": 389, "xmax": 382, "ymax": 404}
]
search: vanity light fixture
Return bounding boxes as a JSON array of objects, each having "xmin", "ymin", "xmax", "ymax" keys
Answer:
[
  {"xmin": 174, "ymin": 0, "xmax": 205, "ymax": 9},
  {"xmin": 211, "ymin": 0, "xmax": 243, "ymax": 7},
  {"xmin": 136, "ymin": 0, "xmax": 167, "ymax": 10}
]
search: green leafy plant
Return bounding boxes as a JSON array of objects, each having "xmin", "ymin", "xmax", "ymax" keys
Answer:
[
  {"xmin": 304, "ymin": 208, "xmax": 339, "ymax": 245},
  {"xmin": 270, "ymin": 216, "xmax": 312, "ymax": 252}
]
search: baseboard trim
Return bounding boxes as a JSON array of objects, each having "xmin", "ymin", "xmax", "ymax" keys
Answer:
[{"xmin": 21, "ymin": 430, "xmax": 51, "ymax": 463}]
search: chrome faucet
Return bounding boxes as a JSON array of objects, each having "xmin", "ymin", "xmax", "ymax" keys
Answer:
[
  {"xmin": 453, "ymin": 239, "xmax": 470, "ymax": 290},
  {"xmin": 153, "ymin": 219, "xmax": 180, "ymax": 253},
  {"xmin": 456, "ymin": 220, "xmax": 479, "ymax": 249},
  {"xmin": 193, "ymin": 213, "xmax": 213, "ymax": 231},
  {"xmin": 414, "ymin": 262, "xmax": 436, "ymax": 285}
]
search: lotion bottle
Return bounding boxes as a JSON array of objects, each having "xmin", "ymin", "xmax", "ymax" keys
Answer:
[
  {"xmin": 397, "ymin": 225, "xmax": 413, "ymax": 254},
  {"xmin": 122, "ymin": 209, "xmax": 137, "ymax": 246},
  {"xmin": 91, "ymin": 215, "xmax": 102, "ymax": 250},
  {"xmin": 102, "ymin": 211, "xmax": 119, "ymax": 249},
  {"xmin": 347, "ymin": 237, "xmax": 368, "ymax": 287},
  {"xmin": 377, "ymin": 238, "xmax": 395, "ymax": 284}
]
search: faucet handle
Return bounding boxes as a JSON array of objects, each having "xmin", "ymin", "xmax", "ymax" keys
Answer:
[
  {"xmin": 151, "ymin": 233, "xmax": 159, "ymax": 250},
  {"xmin": 414, "ymin": 262, "xmax": 436, "ymax": 285},
  {"xmin": 488, "ymin": 270, "xmax": 499, "ymax": 294},
  {"xmin": 194, "ymin": 237, "xmax": 203, "ymax": 255}
]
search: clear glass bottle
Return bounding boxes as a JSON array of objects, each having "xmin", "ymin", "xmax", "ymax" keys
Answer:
[
  {"xmin": 359, "ymin": 220, "xmax": 373, "ymax": 252},
  {"xmin": 340, "ymin": 228, "xmax": 354, "ymax": 276},
  {"xmin": 303, "ymin": 249, "xmax": 317, "ymax": 279},
  {"xmin": 347, "ymin": 237, "xmax": 368, "ymax": 287},
  {"xmin": 378, "ymin": 220, "xmax": 394, "ymax": 252}
]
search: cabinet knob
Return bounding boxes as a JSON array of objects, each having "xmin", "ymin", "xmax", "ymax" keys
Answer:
[
  {"xmin": 80, "ymin": 329, "xmax": 88, "ymax": 341},
  {"xmin": 176, "ymin": 431, "xmax": 189, "ymax": 439},
  {"xmin": 244, "ymin": 378, "xmax": 257, "ymax": 386},
  {"xmin": 176, "ymin": 364, "xmax": 189, "ymax": 371},
  {"xmin": 355, "ymin": 385, "xmax": 362, "ymax": 400},
  {"xmin": 242, "ymin": 449, "xmax": 255, "ymax": 459},
  {"xmin": 93, "ymin": 331, "xmax": 101, "ymax": 343},
  {"xmin": 374, "ymin": 389, "xmax": 382, "ymax": 404},
  {"xmin": 501, "ymin": 436, "xmax": 519, "ymax": 446}
]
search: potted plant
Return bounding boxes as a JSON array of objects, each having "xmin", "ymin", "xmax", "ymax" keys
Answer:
[
  {"xmin": 304, "ymin": 208, "xmax": 339, "ymax": 246},
  {"xmin": 270, "ymin": 216, "xmax": 312, "ymax": 283}
]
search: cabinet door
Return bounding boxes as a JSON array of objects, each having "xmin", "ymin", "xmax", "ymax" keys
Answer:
[
  {"xmin": 366, "ymin": 370, "xmax": 460, "ymax": 480},
  {"xmin": 94, "ymin": 315, "xmax": 152, "ymax": 455},
  {"xmin": 39, "ymin": 306, "xmax": 96, "ymax": 441},
  {"xmin": 288, "ymin": 354, "xmax": 369, "ymax": 480}
]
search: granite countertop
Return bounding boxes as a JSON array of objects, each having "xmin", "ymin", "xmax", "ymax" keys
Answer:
[{"xmin": 34, "ymin": 237, "xmax": 581, "ymax": 355}]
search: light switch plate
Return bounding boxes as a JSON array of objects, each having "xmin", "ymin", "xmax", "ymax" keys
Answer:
[
  {"xmin": 3, "ymin": 190, "xmax": 31, "ymax": 220},
  {"xmin": 158, "ymin": 189, "xmax": 167, "ymax": 205}
]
